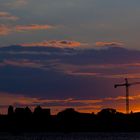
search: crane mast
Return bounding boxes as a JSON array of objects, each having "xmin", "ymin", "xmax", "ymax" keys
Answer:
[{"xmin": 114, "ymin": 78, "xmax": 140, "ymax": 114}]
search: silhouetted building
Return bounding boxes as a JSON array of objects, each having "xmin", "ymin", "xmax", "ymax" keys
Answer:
[
  {"xmin": 57, "ymin": 108, "xmax": 79, "ymax": 119},
  {"xmin": 98, "ymin": 108, "xmax": 117, "ymax": 116},
  {"xmin": 42, "ymin": 108, "xmax": 51, "ymax": 116},
  {"xmin": 25, "ymin": 106, "xmax": 32, "ymax": 116},
  {"xmin": 33, "ymin": 106, "xmax": 42, "ymax": 116},
  {"xmin": 8, "ymin": 105, "xmax": 14, "ymax": 116},
  {"xmin": 33, "ymin": 106, "xmax": 50, "ymax": 117},
  {"xmin": 15, "ymin": 108, "xmax": 25, "ymax": 116},
  {"xmin": 1, "ymin": 106, "xmax": 140, "ymax": 132}
]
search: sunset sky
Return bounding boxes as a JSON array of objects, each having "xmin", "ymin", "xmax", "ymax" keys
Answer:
[{"xmin": 1, "ymin": 0, "xmax": 140, "ymax": 114}]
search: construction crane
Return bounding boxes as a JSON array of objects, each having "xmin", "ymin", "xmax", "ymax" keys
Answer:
[{"xmin": 114, "ymin": 78, "xmax": 140, "ymax": 114}]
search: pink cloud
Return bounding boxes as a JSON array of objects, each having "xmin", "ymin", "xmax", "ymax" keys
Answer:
[
  {"xmin": 2, "ymin": 59, "xmax": 43, "ymax": 69},
  {"xmin": 103, "ymin": 73, "xmax": 140, "ymax": 79},
  {"xmin": 15, "ymin": 24, "xmax": 54, "ymax": 31},
  {"xmin": 65, "ymin": 63, "xmax": 139, "ymax": 79},
  {"xmin": 95, "ymin": 41, "xmax": 124, "ymax": 47},
  {"xmin": 0, "ymin": 12, "xmax": 19, "ymax": 20},
  {"xmin": 66, "ymin": 71, "xmax": 99, "ymax": 76},
  {"xmin": 50, "ymin": 63, "xmax": 140, "ymax": 78},
  {"xmin": 0, "ymin": 24, "xmax": 54, "ymax": 36}
]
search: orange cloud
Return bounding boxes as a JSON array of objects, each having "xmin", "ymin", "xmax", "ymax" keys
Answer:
[
  {"xmin": 1, "ymin": 92, "xmax": 140, "ymax": 114},
  {"xmin": 95, "ymin": 41, "xmax": 124, "ymax": 47},
  {"xmin": 0, "ymin": 93, "xmax": 102, "ymax": 107},
  {"xmin": 0, "ymin": 93, "xmax": 102, "ymax": 114},
  {"xmin": 103, "ymin": 73, "xmax": 140, "ymax": 79},
  {"xmin": 0, "ymin": 24, "xmax": 54, "ymax": 36},
  {"xmin": 20, "ymin": 40, "xmax": 83, "ymax": 48},
  {"xmin": 15, "ymin": 24, "xmax": 54, "ymax": 31},
  {"xmin": 0, "ymin": 24, "xmax": 12, "ymax": 35},
  {"xmin": 0, "ymin": 12, "xmax": 18, "ymax": 20},
  {"xmin": 101, "ymin": 94, "xmax": 140, "ymax": 113}
]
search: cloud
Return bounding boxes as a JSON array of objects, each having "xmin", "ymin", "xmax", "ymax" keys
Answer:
[
  {"xmin": 1, "ymin": 91, "xmax": 140, "ymax": 114},
  {"xmin": 1, "ymin": 59, "xmax": 44, "ymax": 69},
  {"xmin": 0, "ymin": 91, "xmax": 130, "ymax": 114},
  {"xmin": 20, "ymin": 40, "xmax": 83, "ymax": 48},
  {"xmin": 66, "ymin": 72, "xmax": 140, "ymax": 79},
  {"xmin": 0, "ymin": 92, "xmax": 102, "ymax": 114},
  {"xmin": 95, "ymin": 41, "xmax": 124, "ymax": 47},
  {"xmin": 15, "ymin": 24, "xmax": 54, "ymax": 31},
  {"xmin": 104, "ymin": 94, "xmax": 140, "ymax": 101},
  {"xmin": 4, "ymin": 0, "xmax": 28, "ymax": 8},
  {"xmin": 1, "ymin": 46, "xmax": 140, "ymax": 79},
  {"xmin": 49, "ymin": 62, "xmax": 140, "ymax": 78},
  {"xmin": 0, "ymin": 46, "xmax": 140, "ymax": 114},
  {"xmin": 103, "ymin": 73, "xmax": 140, "ymax": 79},
  {"xmin": 0, "ymin": 12, "xmax": 19, "ymax": 20},
  {"xmin": 0, "ymin": 24, "xmax": 54, "ymax": 36},
  {"xmin": 3, "ymin": 58, "xmax": 140, "ymax": 79},
  {"xmin": 66, "ymin": 71, "xmax": 99, "ymax": 76},
  {"xmin": 2, "ymin": 59, "xmax": 140, "ymax": 79},
  {"xmin": 0, "ymin": 24, "xmax": 12, "ymax": 35}
]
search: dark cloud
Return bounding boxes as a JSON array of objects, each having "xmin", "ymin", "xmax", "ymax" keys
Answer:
[{"xmin": 0, "ymin": 46, "xmax": 139, "ymax": 99}]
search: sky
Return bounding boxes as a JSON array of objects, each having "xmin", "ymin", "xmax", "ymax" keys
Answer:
[{"xmin": 0, "ymin": 0, "xmax": 140, "ymax": 114}]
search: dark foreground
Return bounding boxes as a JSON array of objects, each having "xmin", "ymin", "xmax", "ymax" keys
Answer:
[
  {"xmin": 3, "ymin": 106, "xmax": 140, "ymax": 132},
  {"xmin": 0, "ymin": 133, "xmax": 140, "ymax": 140}
]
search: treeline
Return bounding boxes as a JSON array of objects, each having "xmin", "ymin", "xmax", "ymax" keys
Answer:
[{"xmin": 0, "ymin": 106, "xmax": 140, "ymax": 132}]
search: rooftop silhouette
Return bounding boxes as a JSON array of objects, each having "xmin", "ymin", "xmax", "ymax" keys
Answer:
[{"xmin": 0, "ymin": 106, "xmax": 139, "ymax": 132}]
